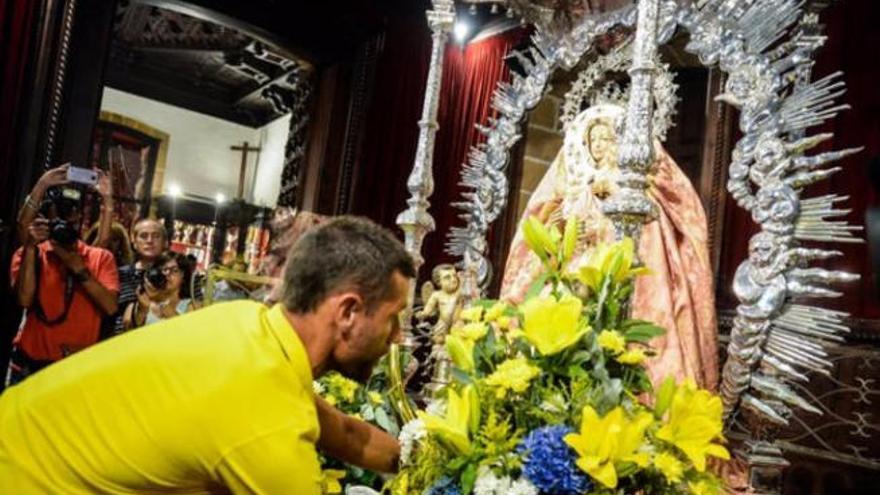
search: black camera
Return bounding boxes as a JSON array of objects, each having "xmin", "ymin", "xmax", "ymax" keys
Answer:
[
  {"xmin": 143, "ymin": 265, "xmax": 168, "ymax": 291},
  {"xmin": 40, "ymin": 187, "xmax": 82, "ymax": 246},
  {"xmin": 48, "ymin": 218, "xmax": 79, "ymax": 246}
]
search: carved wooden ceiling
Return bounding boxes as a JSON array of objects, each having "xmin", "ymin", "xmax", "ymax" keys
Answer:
[
  {"xmin": 105, "ymin": 0, "xmax": 423, "ymax": 127},
  {"xmin": 106, "ymin": 1, "xmax": 317, "ymax": 127}
]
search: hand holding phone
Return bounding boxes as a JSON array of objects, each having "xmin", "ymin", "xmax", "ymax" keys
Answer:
[{"xmin": 66, "ymin": 166, "xmax": 98, "ymax": 187}]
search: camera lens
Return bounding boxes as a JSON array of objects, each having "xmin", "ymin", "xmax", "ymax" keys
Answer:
[
  {"xmin": 49, "ymin": 219, "xmax": 78, "ymax": 246},
  {"xmin": 145, "ymin": 267, "xmax": 167, "ymax": 290}
]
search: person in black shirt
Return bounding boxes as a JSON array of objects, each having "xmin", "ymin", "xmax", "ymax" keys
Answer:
[{"xmin": 113, "ymin": 219, "xmax": 166, "ymax": 334}]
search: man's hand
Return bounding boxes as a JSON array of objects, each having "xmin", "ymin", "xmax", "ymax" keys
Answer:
[
  {"xmin": 26, "ymin": 218, "xmax": 49, "ymax": 247},
  {"xmin": 52, "ymin": 242, "xmax": 86, "ymax": 273},
  {"xmin": 35, "ymin": 164, "xmax": 70, "ymax": 193},
  {"xmin": 94, "ymin": 168, "xmax": 112, "ymax": 200}
]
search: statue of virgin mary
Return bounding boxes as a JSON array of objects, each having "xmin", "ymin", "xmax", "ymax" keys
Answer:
[{"xmin": 500, "ymin": 103, "xmax": 719, "ymax": 390}]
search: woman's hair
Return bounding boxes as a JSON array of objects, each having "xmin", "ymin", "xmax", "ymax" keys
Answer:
[
  {"xmin": 153, "ymin": 251, "xmax": 195, "ymax": 299},
  {"xmin": 85, "ymin": 221, "xmax": 134, "ymax": 266}
]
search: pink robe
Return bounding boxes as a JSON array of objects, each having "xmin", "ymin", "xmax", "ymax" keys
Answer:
[{"xmin": 500, "ymin": 144, "xmax": 719, "ymax": 391}]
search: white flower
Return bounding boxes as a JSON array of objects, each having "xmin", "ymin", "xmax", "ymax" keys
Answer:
[
  {"xmin": 398, "ymin": 419, "xmax": 425, "ymax": 466},
  {"xmin": 509, "ymin": 478, "xmax": 539, "ymax": 495},
  {"xmin": 474, "ymin": 466, "xmax": 510, "ymax": 495},
  {"xmin": 312, "ymin": 381, "xmax": 325, "ymax": 395}
]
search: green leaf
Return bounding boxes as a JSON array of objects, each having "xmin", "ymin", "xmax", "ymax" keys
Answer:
[
  {"xmin": 375, "ymin": 407, "xmax": 395, "ymax": 434},
  {"xmin": 525, "ymin": 272, "xmax": 550, "ymax": 300},
  {"xmin": 653, "ymin": 376, "xmax": 677, "ymax": 418},
  {"xmin": 460, "ymin": 462, "xmax": 478, "ymax": 495},
  {"xmin": 451, "ymin": 367, "xmax": 474, "ymax": 385},
  {"xmin": 623, "ymin": 323, "xmax": 666, "ymax": 342}
]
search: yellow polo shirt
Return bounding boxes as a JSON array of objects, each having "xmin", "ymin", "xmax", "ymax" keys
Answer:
[{"xmin": 0, "ymin": 301, "xmax": 322, "ymax": 494}]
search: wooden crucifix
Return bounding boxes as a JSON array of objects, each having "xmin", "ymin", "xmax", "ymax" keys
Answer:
[{"xmin": 231, "ymin": 141, "xmax": 261, "ymax": 200}]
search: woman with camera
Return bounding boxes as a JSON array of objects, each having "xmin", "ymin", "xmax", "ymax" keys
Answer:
[{"xmin": 122, "ymin": 252, "xmax": 200, "ymax": 329}]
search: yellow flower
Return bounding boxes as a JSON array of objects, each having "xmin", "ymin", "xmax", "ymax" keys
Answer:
[
  {"xmin": 564, "ymin": 406, "xmax": 654, "ymax": 488},
  {"xmin": 417, "ymin": 385, "xmax": 479, "ymax": 456},
  {"xmin": 496, "ymin": 315, "xmax": 512, "ymax": 330},
  {"xmin": 653, "ymin": 451, "xmax": 685, "ymax": 483},
  {"xmin": 325, "ymin": 395, "xmax": 338, "ymax": 407},
  {"xmin": 616, "ymin": 348, "xmax": 647, "ymax": 365},
  {"xmin": 452, "ymin": 322, "xmax": 489, "ymax": 342},
  {"xmin": 485, "ymin": 302, "xmax": 507, "ymax": 322},
  {"xmin": 597, "ymin": 330, "xmax": 626, "ymax": 354},
  {"xmin": 484, "ymin": 357, "xmax": 541, "ymax": 398},
  {"xmin": 368, "ymin": 391, "xmax": 383, "ymax": 406},
  {"xmin": 520, "ymin": 294, "xmax": 588, "ymax": 356},
  {"xmin": 522, "ymin": 215, "xmax": 558, "ymax": 261},
  {"xmin": 320, "ymin": 469, "xmax": 346, "ymax": 494},
  {"xmin": 460, "ymin": 305, "xmax": 484, "ymax": 322},
  {"xmin": 656, "ymin": 379, "xmax": 730, "ymax": 472},
  {"xmin": 576, "ymin": 238, "xmax": 650, "ymax": 291},
  {"xmin": 328, "ymin": 373, "xmax": 360, "ymax": 402},
  {"xmin": 688, "ymin": 479, "xmax": 721, "ymax": 495},
  {"xmin": 446, "ymin": 334, "xmax": 475, "ymax": 372}
]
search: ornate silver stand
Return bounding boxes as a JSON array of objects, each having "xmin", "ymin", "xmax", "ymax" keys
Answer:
[
  {"xmin": 601, "ymin": 0, "xmax": 660, "ymax": 244},
  {"xmin": 396, "ymin": 0, "xmax": 455, "ymax": 334}
]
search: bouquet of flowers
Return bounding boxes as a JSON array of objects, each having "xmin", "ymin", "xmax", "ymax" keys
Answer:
[
  {"xmin": 316, "ymin": 365, "xmax": 401, "ymax": 493},
  {"xmin": 390, "ymin": 217, "xmax": 729, "ymax": 495}
]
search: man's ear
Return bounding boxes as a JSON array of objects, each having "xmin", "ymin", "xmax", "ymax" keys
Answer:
[{"xmin": 334, "ymin": 292, "xmax": 364, "ymax": 334}]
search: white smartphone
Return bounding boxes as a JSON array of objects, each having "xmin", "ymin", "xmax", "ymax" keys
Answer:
[{"xmin": 66, "ymin": 166, "xmax": 98, "ymax": 187}]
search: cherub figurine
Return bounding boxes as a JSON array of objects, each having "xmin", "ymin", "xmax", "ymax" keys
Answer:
[{"xmin": 416, "ymin": 263, "xmax": 462, "ymax": 340}]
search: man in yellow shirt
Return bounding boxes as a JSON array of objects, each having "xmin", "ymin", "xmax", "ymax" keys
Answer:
[{"xmin": 0, "ymin": 216, "xmax": 414, "ymax": 494}]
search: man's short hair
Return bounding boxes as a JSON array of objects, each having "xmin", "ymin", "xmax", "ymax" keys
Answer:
[
  {"xmin": 281, "ymin": 216, "xmax": 415, "ymax": 314},
  {"xmin": 132, "ymin": 218, "xmax": 166, "ymax": 239}
]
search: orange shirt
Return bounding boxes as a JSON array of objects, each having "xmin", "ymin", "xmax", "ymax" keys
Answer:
[{"xmin": 10, "ymin": 240, "xmax": 119, "ymax": 361}]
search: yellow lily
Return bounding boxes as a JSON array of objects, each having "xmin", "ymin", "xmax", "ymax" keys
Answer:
[
  {"xmin": 576, "ymin": 238, "xmax": 650, "ymax": 291},
  {"xmin": 522, "ymin": 216, "xmax": 558, "ymax": 261},
  {"xmin": 417, "ymin": 385, "xmax": 479, "ymax": 456},
  {"xmin": 562, "ymin": 215, "xmax": 579, "ymax": 263},
  {"xmin": 459, "ymin": 305, "xmax": 484, "ymax": 322},
  {"xmin": 451, "ymin": 322, "xmax": 489, "ymax": 342},
  {"xmin": 564, "ymin": 405, "xmax": 654, "ymax": 488},
  {"xmin": 520, "ymin": 294, "xmax": 588, "ymax": 355},
  {"xmin": 446, "ymin": 334, "xmax": 475, "ymax": 372},
  {"xmin": 320, "ymin": 469, "xmax": 346, "ymax": 494},
  {"xmin": 656, "ymin": 379, "xmax": 730, "ymax": 472}
]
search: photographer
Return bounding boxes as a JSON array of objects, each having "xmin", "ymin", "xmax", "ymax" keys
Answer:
[
  {"xmin": 113, "ymin": 218, "xmax": 166, "ymax": 334},
  {"xmin": 122, "ymin": 251, "xmax": 199, "ymax": 329},
  {"xmin": 7, "ymin": 166, "xmax": 119, "ymax": 385}
]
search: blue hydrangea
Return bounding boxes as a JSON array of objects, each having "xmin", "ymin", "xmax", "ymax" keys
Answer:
[
  {"xmin": 518, "ymin": 425, "xmax": 591, "ymax": 494},
  {"xmin": 425, "ymin": 475, "xmax": 461, "ymax": 495}
]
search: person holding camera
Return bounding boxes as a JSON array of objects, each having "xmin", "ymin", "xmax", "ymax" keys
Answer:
[
  {"xmin": 7, "ymin": 165, "xmax": 119, "ymax": 386},
  {"xmin": 122, "ymin": 251, "xmax": 199, "ymax": 328}
]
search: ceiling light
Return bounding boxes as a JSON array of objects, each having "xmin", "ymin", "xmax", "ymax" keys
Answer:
[
  {"xmin": 215, "ymin": 192, "xmax": 226, "ymax": 204},
  {"xmin": 453, "ymin": 19, "xmax": 471, "ymax": 43},
  {"xmin": 168, "ymin": 183, "xmax": 183, "ymax": 198}
]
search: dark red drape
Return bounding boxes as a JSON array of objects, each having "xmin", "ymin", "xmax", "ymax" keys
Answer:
[
  {"xmin": 352, "ymin": 22, "xmax": 527, "ymax": 280},
  {"xmin": 717, "ymin": 0, "xmax": 880, "ymax": 319},
  {"xmin": 0, "ymin": 0, "xmax": 39, "ymax": 386}
]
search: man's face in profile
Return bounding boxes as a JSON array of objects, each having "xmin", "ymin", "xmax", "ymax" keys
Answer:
[{"xmin": 333, "ymin": 271, "xmax": 409, "ymax": 382}]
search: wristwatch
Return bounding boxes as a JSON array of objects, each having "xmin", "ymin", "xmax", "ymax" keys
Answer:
[{"xmin": 73, "ymin": 268, "xmax": 92, "ymax": 283}]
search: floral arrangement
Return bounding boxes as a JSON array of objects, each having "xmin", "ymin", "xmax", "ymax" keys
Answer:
[
  {"xmin": 315, "ymin": 366, "xmax": 400, "ymax": 493},
  {"xmin": 390, "ymin": 217, "xmax": 729, "ymax": 495}
]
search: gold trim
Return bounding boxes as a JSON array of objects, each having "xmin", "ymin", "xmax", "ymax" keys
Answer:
[{"xmin": 98, "ymin": 111, "xmax": 171, "ymax": 215}]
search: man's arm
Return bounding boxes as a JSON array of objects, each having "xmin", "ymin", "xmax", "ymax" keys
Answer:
[
  {"xmin": 12, "ymin": 218, "xmax": 50, "ymax": 308},
  {"xmin": 93, "ymin": 169, "xmax": 114, "ymax": 247},
  {"xmin": 16, "ymin": 165, "xmax": 69, "ymax": 245},
  {"xmin": 314, "ymin": 395, "xmax": 400, "ymax": 474},
  {"xmin": 53, "ymin": 245, "xmax": 118, "ymax": 315}
]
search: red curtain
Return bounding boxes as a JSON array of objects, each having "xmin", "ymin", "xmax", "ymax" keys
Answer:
[
  {"xmin": 717, "ymin": 0, "xmax": 880, "ymax": 319},
  {"xmin": 352, "ymin": 21, "xmax": 528, "ymax": 278}
]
